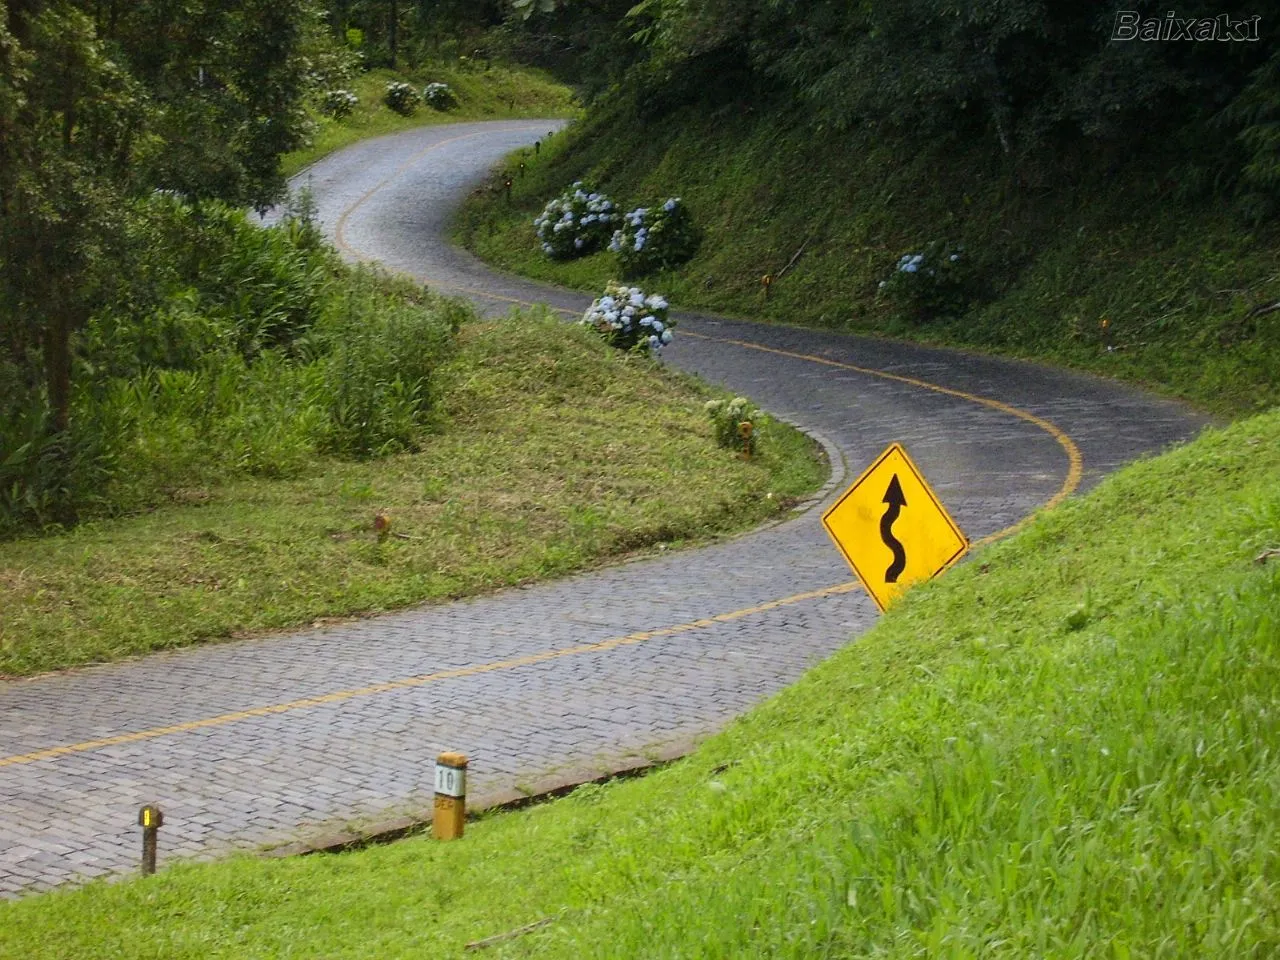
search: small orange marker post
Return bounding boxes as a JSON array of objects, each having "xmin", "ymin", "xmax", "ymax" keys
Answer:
[
  {"xmin": 433, "ymin": 752, "xmax": 467, "ymax": 841},
  {"xmin": 739, "ymin": 421, "xmax": 754, "ymax": 459},
  {"xmin": 138, "ymin": 804, "xmax": 163, "ymax": 875},
  {"xmin": 761, "ymin": 274, "xmax": 773, "ymax": 300}
]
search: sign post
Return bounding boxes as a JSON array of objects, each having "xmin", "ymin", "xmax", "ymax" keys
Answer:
[{"xmin": 821, "ymin": 443, "xmax": 968, "ymax": 611}]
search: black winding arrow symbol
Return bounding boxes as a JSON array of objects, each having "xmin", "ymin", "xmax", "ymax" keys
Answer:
[{"xmin": 880, "ymin": 474, "xmax": 908, "ymax": 583}]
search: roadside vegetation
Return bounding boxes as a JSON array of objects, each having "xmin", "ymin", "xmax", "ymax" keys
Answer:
[
  {"xmin": 3, "ymin": 407, "xmax": 1276, "ymax": 957},
  {"xmin": 0, "ymin": 1, "xmax": 819, "ymax": 677},
  {"xmin": 0, "ymin": 306, "xmax": 823, "ymax": 678},
  {"xmin": 282, "ymin": 64, "xmax": 577, "ymax": 178},
  {"xmin": 454, "ymin": 1, "xmax": 1280, "ymax": 419}
]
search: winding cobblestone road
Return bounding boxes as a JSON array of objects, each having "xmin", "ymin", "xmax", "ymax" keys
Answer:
[{"xmin": 0, "ymin": 120, "xmax": 1210, "ymax": 896}]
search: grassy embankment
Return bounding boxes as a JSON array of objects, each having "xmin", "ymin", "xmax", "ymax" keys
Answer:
[
  {"xmin": 454, "ymin": 105, "xmax": 1280, "ymax": 419},
  {"xmin": 0, "ymin": 312, "xmax": 823, "ymax": 678},
  {"xmin": 283, "ymin": 64, "xmax": 579, "ymax": 178},
  {"xmin": 0, "ymin": 68, "xmax": 824, "ymax": 677},
  {"xmin": 2, "ymin": 406, "xmax": 1277, "ymax": 957}
]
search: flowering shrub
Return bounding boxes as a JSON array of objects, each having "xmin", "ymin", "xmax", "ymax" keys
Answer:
[
  {"xmin": 580, "ymin": 282, "xmax": 674, "ymax": 353},
  {"xmin": 423, "ymin": 82, "xmax": 456, "ymax": 110},
  {"xmin": 534, "ymin": 182, "xmax": 619, "ymax": 260},
  {"xmin": 877, "ymin": 241, "xmax": 970, "ymax": 319},
  {"xmin": 383, "ymin": 81, "xmax": 420, "ymax": 115},
  {"xmin": 610, "ymin": 197, "xmax": 700, "ymax": 277},
  {"xmin": 705, "ymin": 396, "xmax": 762, "ymax": 455},
  {"xmin": 322, "ymin": 89, "xmax": 359, "ymax": 119}
]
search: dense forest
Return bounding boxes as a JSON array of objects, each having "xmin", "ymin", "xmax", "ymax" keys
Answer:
[{"xmin": 519, "ymin": 0, "xmax": 1280, "ymax": 205}]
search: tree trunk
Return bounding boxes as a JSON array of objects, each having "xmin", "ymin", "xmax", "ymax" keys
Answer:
[
  {"xmin": 43, "ymin": 307, "xmax": 71, "ymax": 434},
  {"xmin": 389, "ymin": 0, "xmax": 398, "ymax": 67}
]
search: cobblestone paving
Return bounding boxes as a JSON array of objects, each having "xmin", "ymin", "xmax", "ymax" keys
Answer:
[{"xmin": 0, "ymin": 121, "xmax": 1211, "ymax": 896}]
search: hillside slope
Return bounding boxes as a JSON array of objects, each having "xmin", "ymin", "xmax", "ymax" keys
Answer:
[{"xmin": 455, "ymin": 103, "xmax": 1280, "ymax": 418}]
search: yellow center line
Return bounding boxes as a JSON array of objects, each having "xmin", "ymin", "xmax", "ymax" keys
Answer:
[
  {"xmin": 0, "ymin": 583, "xmax": 862, "ymax": 769},
  {"xmin": 429, "ymin": 282, "xmax": 1083, "ymax": 544},
  {"xmin": 0, "ymin": 133, "xmax": 1084, "ymax": 770}
]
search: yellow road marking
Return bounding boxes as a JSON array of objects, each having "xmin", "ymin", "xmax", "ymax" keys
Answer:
[
  {"xmin": 0, "ymin": 132, "xmax": 1085, "ymax": 770},
  {"xmin": 0, "ymin": 583, "xmax": 862, "ymax": 769},
  {"xmin": 428, "ymin": 282, "xmax": 1083, "ymax": 543}
]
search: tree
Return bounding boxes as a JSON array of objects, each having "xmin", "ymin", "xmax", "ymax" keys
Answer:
[
  {"xmin": 0, "ymin": 0, "xmax": 313, "ymax": 441},
  {"xmin": 0, "ymin": 0, "xmax": 145, "ymax": 432}
]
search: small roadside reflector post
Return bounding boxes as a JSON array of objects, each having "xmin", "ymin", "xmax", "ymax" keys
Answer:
[
  {"xmin": 503, "ymin": 177, "xmax": 513, "ymax": 203},
  {"xmin": 433, "ymin": 752, "xmax": 467, "ymax": 841},
  {"xmin": 739, "ymin": 421, "xmax": 753, "ymax": 459},
  {"xmin": 138, "ymin": 804, "xmax": 163, "ymax": 875}
]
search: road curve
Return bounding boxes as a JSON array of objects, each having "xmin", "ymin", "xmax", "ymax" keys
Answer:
[{"xmin": 0, "ymin": 121, "xmax": 1208, "ymax": 897}]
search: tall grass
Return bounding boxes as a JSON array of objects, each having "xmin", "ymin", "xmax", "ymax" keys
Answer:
[{"xmin": 0, "ymin": 197, "xmax": 459, "ymax": 537}]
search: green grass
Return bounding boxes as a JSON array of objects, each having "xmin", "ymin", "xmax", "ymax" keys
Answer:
[
  {"xmin": 0, "ymin": 312, "xmax": 824, "ymax": 677},
  {"xmin": 453, "ymin": 105, "xmax": 1280, "ymax": 419},
  {"xmin": 3, "ymin": 405, "xmax": 1277, "ymax": 956},
  {"xmin": 282, "ymin": 64, "xmax": 579, "ymax": 178}
]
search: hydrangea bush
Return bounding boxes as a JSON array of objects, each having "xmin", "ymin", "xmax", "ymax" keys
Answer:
[
  {"xmin": 580, "ymin": 282, "xmax": 674, "ymax": 353},
  {"xmin": 423, "ymin": 82, "xmax": 456, "ymax": 110},
  {"xmin": 705, "ymin": 396, "xmax": 762, "ymax": 455},
  {"xmin": 534, "ymin": 183, "xmax": 619, "ymax": 260},
  {"xmin": 383, "ymin": 81, "xmax": 420, "ymax": 115},
  {"xmin": 877, "ymin": 241, "xmax": 970, "ymax": 318},
  {"xmin": 321, "ymin": 89, "xmax": 359, "ymax": 119},
  {"xmin": 610, "ymin": 197, "xmax": 700, "ymax": 278}
]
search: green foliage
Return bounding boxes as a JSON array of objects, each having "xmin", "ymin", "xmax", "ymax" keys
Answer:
[
  {"xmin": 704, "ymin": 396, "xmax": 760, "ymax": 455},
  {"xmin": 626, "ymin": 0, "xmax": 1269, "ymax": 173},
  {"xmin": 877, "ymin": 242, "xmax": 972, "ymax": 321},
  {"xmin": 321, "ymin": 89, "xmax": 359, "ymax": 118},
  {"xmin": 0, "ymin": 200, "xmax": 458, "ymax": 537},
  {"xmin": 303, "ymin": 276, "xmax": 457, "ymax": 459},
  {"xmin": 316, "ymin": 0, "xmax": 505, "ymax": 69},
  {"xmin": 1220, "ymin": 48, "xmax": 1280, "ymax": 221},
  {"xmin": 534, "ymin": 182, "xmax": 619, "ymax": 259},
  {"xmin": 489, "ymin": 0, "xmax": 638, "ymax": 101},
  {"xmin": 579, "ymin": 282, "xmax": 673, "ymax": 353},
  {"xmin": 382, "ymin": 79, "xmax": 420, "ymax": 114},
  {"xmin": 100, "ymin": 0, "xmax": 315, "ymax": 210},
  {"xmin": 422, "ymin": 81, "xmax": 455, "ymax": 110},
  {"xmin": 0, "ymin": 0, "xmax": 318, "ymax": 489},
  {"xmin": 611, "ymin": 197, "xmax": 700, "ymax": 278}
]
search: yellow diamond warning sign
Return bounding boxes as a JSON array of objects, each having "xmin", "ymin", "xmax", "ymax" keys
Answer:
[{"xmin": 822, "ymin": 443, "xmax": 968, "ymax": 611}]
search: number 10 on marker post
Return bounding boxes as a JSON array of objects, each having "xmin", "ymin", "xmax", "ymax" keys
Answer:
[{"xmin": 433, "ymin": 751, "xmax": 468, "ymax": 841}]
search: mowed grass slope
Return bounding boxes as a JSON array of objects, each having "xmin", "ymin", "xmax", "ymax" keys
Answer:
[
  {"xmin": 3, "ymin": 410, "xmax": 1277, "ymax": 957},
  {"xmin": 282, "ymin": 65, "xmax": 578, "ymax": 178},
  {"xmin": 0, "ymin": 313, "xmax": 824, "ymax": 677}
]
